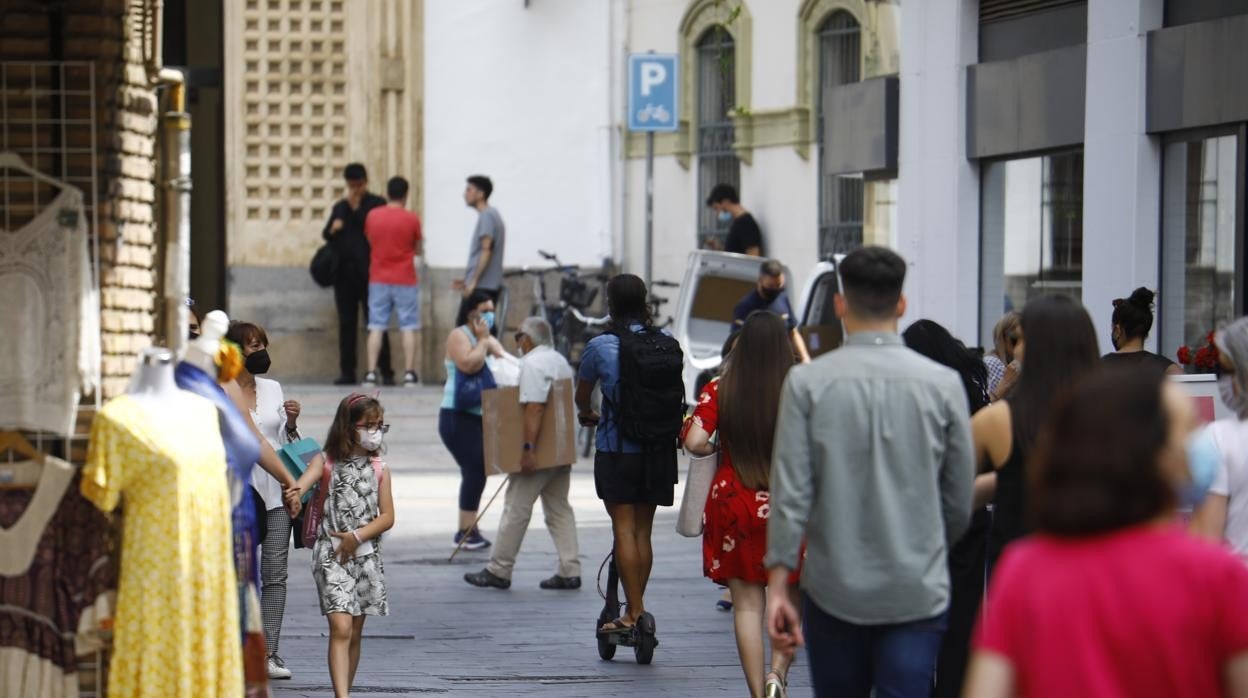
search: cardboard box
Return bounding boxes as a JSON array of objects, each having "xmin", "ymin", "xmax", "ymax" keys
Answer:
[{"xmin": 482, "ymin": 379, "xmax": 577, "ymax": 475}]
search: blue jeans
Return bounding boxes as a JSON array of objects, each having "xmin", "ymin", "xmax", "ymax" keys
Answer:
[{"xmin": 803, "ymin": 595, "xmax": 947, "ymax": 698}]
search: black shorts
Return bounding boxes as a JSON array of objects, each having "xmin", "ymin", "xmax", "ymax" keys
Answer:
[{"xmin": 594, "ymin": 450, "xmax": 677, "ymax": 507}]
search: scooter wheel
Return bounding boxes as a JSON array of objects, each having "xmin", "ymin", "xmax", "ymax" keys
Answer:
[
  {"xmin": 596, "ymin": 614, "xmax": 617, "ymax": 661},
  {"xmin": 633, "ymin": 612, "xmax": 657, "ymax": 665}
]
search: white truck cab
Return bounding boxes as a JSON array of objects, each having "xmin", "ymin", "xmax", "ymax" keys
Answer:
[{"xmin": 670, "ymin": 251, "xmax": 845, "ymax": 402}]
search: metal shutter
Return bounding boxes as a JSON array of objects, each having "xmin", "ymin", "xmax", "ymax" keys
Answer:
[{"xmin": 981, "ymin": 0, "xmax": 1085, "ymax": 24}]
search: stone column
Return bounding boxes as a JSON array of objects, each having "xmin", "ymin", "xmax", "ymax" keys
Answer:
[
  {"xmin": 896, "ymin": 0, "xmax": 981, "ymax": 342},
  {"xmin": 1081, "ymin": 0, "xmax": 1164, "ymax": 351}
]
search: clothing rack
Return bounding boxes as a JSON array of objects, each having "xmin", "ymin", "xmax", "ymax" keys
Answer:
[{"xmin": 0, "ymin": 60, "xmax": 106, "ymax": 697}]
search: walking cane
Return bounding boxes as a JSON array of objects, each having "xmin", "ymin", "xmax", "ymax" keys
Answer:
[{"xmin": 448, "ymin": 474, "xmax": 512, "ymax": 563}]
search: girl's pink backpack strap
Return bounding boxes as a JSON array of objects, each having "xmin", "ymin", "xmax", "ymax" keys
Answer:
[{"xmin": 370, "ymin": 457, "xmax": 386, "ymax": 487}]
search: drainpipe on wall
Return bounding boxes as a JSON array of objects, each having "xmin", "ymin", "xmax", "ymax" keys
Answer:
[
  {"xmin": 142, "ymin": 0, "xmax": 193, "ymax": 354},
  {"xmin": 160, "ymin": 79, "xmax": 192, "ymax": 356}
]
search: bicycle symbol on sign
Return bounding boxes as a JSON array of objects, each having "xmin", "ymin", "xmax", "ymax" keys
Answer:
[{"xmin": 637, "ymin": 104, "xmax": 671, "ymax": 124}]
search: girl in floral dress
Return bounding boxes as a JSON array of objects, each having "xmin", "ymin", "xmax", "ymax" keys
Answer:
[
  {"xmin": 313, "ymin": 394, "xmax": 395, "ymax": 698},
  {"xmin": 682, "ymin": 311, "xmax": 800, "ymax": 698}
]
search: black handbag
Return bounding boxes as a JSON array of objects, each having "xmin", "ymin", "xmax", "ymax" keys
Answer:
[{"xmin": 309, "ymin": 244, "xmax": 337, "ymax": 287}]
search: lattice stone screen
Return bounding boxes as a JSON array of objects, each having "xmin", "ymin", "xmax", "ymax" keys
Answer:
[
  {"xmin": 240, "ymin": 0, "xmax": 349, "ymax": 228},
  {"xmin": 224, "ymin": 0, "xmax": 421, "ymax": 268}
]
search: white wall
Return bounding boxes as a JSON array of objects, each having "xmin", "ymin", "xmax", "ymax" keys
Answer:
[{"xmin": 423, "ymin": 0, "xmax": 615, "ymax": 272}]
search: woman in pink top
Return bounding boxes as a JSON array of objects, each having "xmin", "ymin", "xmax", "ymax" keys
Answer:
[{"xmin": 965, "ymin": 365, "xmax": 1248, "ymax": 698}]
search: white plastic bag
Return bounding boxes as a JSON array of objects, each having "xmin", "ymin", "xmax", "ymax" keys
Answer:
[
  {"xmin": 677, "ymin": 452, "xmax": 718, "ymax": 537},
  {"xmin": 491, "ymin": 352, "xmax": 522, "ymax": 387}
]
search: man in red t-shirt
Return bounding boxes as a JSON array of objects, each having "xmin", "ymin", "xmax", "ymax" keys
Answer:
[{"xmin": 363, "ymin": 176, "xmax": 423, "ymax": 387}]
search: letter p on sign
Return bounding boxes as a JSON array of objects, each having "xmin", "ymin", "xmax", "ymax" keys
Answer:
[{"xmin": 640, "ymin": 62, "xmax": 666, "ymax": 96}]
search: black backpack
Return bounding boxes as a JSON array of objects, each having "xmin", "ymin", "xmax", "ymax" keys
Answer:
[{"xmin": 609, "ymin": 327, "xmax": 686, "ymax": 447}]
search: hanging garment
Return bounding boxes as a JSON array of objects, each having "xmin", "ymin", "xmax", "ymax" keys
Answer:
[
  {"xmin": 0, "ymin": 456, "xmax": 115, "ymax": 698},
  {"xmin": 174, "ymin": 362, "xmax": 268, "ymax": 695},
  {"xmin": 0, "ymin": 187, "xmax": 100, "ymax": 436},
  {"xmin": 174, "ymin": 362, "xmax": 262, "ymax": 584},
  {"xmin": 82, "ymin": 394, "xmax": 243, "ymax": 698}
]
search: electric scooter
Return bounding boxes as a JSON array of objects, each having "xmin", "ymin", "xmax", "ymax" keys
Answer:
[{"xmin": 595, "ymin": 550, "xmax": 658, "ymax": 664}]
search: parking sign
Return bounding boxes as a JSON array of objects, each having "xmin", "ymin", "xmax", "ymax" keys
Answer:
[{"xmin": 628, "ymin": 54, "xmax": 679, "ymax": 132}]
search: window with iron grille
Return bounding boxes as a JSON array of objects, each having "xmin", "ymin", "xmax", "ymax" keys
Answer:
[
  {"xmin": 816, "ymin": 11, "xmax": 863, "ymax": 257},
  {"xmin": 697, "ymin": 27, "xmax": 740, "ymax": 248},
  {"xmin": 1045, "ymin": 151, "xmax": 1083, "ymax": 271}
]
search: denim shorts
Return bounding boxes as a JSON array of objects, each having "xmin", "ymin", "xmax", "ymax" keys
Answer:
[{"xmin": 368, "ymin": 282, "xmax": 421, "ymax": 331}]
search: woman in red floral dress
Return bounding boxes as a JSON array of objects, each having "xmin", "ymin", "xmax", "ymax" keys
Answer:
[{"xmin": 682, "ymin": 311, "xmax": 799, "ymax": 698}]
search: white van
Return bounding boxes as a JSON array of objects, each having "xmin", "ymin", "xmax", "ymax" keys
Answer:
[{"xmin": 670, "ymin": 251, "xmax": 845, "ymax": 401}]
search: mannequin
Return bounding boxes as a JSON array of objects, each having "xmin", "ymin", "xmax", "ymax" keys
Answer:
[
  {"xmin": 129, "ymin": 347, "xmax": 193, "ymax": 406},
  {"xmin": 185, "ymin": 310, "xmax": 230, "ymax": 375}
]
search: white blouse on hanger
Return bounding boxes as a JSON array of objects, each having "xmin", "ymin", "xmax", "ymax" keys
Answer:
[{"xmin": 0, "ymin": 187, "xmax": 100, "ymax": 436}]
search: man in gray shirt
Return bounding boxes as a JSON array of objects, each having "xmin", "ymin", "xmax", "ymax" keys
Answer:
[
  {"xmin": 453, "ymin": 174, "xmax": 506, "ymax": 327},
  {"xmin": 764, "ymin": 246, "xmax": 974, "ymax": 697}
]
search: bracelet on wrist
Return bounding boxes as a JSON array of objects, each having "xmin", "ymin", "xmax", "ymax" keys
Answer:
[{"xmin": 351, "ymin": 530, "xmax": 362, "ymax": 544}]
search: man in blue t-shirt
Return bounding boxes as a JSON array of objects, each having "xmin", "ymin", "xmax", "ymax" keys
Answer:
[{"xmin": 732, "ymin": 259, "xmax": 812, "ymax": 363}]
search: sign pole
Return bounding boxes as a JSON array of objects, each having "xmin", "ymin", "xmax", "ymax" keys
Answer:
[
  {"xmin": 644, "ymin": 130, "xmax": 654, "ymax": 286},
  {"xmin": 628, "ymin": 52, "xmax": 676, "ymax": 286}
]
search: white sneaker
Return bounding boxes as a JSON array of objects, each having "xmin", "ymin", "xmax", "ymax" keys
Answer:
[{"xmin": 267, "ymin": 656, "xmax": 292, "ymax": 680}]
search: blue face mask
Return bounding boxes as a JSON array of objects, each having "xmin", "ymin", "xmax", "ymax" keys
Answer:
[
  {"xmin": 1182, "ymin": 428, "xmax": 1221, "ymax": 509},
  {"xmin": 717, "ymin": 210, "xmax": 732, "ymax": 223},
  {"xmin": 480, "ymin": 311, "xmax": 496, "ymax": 330}
]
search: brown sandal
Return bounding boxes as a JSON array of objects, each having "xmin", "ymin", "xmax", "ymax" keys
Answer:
[{"xmin": 597, "ymin": 617, "xmax": 635, "ymax": 635}]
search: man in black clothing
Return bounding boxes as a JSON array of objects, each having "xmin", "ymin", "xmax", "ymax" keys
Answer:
[
  {"xmin": 731, "ymin": 259, "xmax": 812, "ymax": 363},
  {"xmin": 322, "ymin": 163, "xmax": 393, "ymax": 385},
  {"xmin": 706, "ymin": 183, "xmax": 764, "ymax": 256}
]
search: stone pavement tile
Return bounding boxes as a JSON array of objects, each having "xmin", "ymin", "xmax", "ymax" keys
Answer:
[{"xmin": 272, "ymin": 385, "xmax": 815, "ymax": 697}]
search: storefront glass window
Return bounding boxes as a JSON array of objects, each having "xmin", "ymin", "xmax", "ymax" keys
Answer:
[
  {"xmin": 1160, "ymin": 135, "xmax": 1241, "ymax": 363},
  {"xmin": 979, "ymin": 150, "xmax": 1085, "ymax": 345}
]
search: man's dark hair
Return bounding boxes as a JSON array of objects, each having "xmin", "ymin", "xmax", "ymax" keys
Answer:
[
  {"xmin": 705, "ymin": 183, "xmax": 739, "ymax": 206},
  {"xmin": 386, "ymin": 176, "xmax": 409, "ymax": 201},
  {"xmin": 343, "ymin": 163, "xmax": 367, "ymax": 182},
  {"xmin": 759, "ymin": 260, "xmax": 784, "ymax": 280},
  {"xmin": 837, "ymin": 246, "xmax": 906, "ymax": 320},
  {"xmin": 467, "ymin": 175, "xmax": 493, "ymax": 200},
  {"xmin": 1029, "ymin": 365, "xmax": 1174, "ymax": 536},
  {"xmin": 606, "ymin": 274, "xmax": 652, "ymax": 329}
]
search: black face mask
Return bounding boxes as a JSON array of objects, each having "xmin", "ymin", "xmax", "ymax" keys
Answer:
[
  {"xmin": 245, "ymin": 348, "xmax": 272, "ymax": 375},
  {"xmin": 759, "ymin": 286, "xmax": 784, "ymax": 303}
]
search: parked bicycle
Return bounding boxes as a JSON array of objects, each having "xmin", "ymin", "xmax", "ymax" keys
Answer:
[
  {"xmin": 648, "ymin": 279, "xmax": 678, "ymax": 329},
  {"xmin": 504, "ymin": 252, "xmax": 613, "ymax": 458}
]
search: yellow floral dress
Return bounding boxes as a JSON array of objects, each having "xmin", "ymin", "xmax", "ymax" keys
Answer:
[{"xmin": 82, "ymin": 394, "xmax": 243, "ymax": 698}]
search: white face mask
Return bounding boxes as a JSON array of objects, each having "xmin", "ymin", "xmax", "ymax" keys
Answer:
[{"xmin": 357, "ymin": 428, "xmax": 384, "ymax": 452}]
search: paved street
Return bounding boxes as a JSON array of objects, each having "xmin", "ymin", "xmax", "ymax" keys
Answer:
[{"xmin": 270, "ymin": 384, "xmax": 813, "ymax": 697}]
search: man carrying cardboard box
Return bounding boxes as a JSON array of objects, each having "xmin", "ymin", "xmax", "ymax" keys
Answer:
[{"xmin": 465, "ymin": 317, "xmax": 582, "ymax": 590}]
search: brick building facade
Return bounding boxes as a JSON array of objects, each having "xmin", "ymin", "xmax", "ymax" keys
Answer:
[{"xmin": 0, "ymin": 0, "xmax": 166, "ymax": 400}]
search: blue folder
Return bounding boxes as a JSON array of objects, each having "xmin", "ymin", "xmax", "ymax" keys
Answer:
[{"xmin": 278, "ymin": 438, "xmax": 322, "ymax": 503}]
